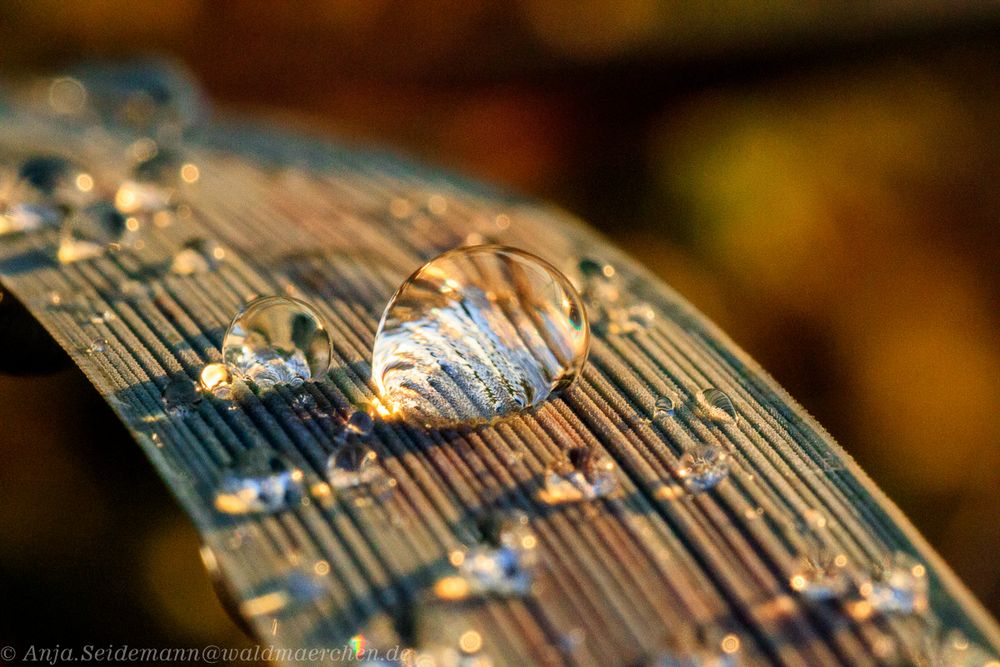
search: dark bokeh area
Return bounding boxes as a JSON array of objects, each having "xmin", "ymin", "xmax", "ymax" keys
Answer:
[{"xmin": 2, "ymin": 0, "xmax": 999, "ymax": 651}]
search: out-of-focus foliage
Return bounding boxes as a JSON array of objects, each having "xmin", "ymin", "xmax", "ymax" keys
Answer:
[{"xmin": 1, "ymin": 0, "xmax": 998, "ymax": 649}]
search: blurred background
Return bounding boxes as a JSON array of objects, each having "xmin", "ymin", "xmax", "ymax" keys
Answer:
[{"xmin": 1, "ymin": 0, "xmax": 999, "ymax": 655}]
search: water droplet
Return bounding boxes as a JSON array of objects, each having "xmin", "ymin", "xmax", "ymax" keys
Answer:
[
  {"xmin": 214, "ymin": 449, "xmax": 305, "ymax": 515},
  {"xmin": 48, "ymin": 77, "xmax": 87, "ymax": 115},
  {"xmin": 605, "ymin": 302, "xmax": 656, "ymax": 335},
  {"xmin": 789, "ymin": 548, "xmax": 850, "ymax": 601},
  {"xmin": 162, "ymin": 375, "xmax": 202, "ymax": 415},
  {"xmin": 326, "ymin": 442, "xmax": 396, "ymax": 505},
  {"xmin": 650, "ymin": 628, "xmax": 742, "ymax": 667},
  {"xmin": 0, "ymin": 203, "xmax": 61, "ymax": 235},
  {"xmin": 85, "ymin": 338, "xmax": 108, "ymax": 355},
  {"xmin": 222, "ymin": 296, "xmax": 332, "ymax": 390},
  {"xmin": 915, "ymin": 628, "xmax": 1000, "ymax": 667},
  {"xmin": 338, "ymin": 410, "xmax": 373, "ymax": 441},
  {"xmin": 57, "ymin": 201, "xmax": 127, "ymax": 263},
  {"xmin": 240, "ymin": 570, "xmax": 325, "ymax": 619},
  {"xmin": 676, "ymin": 445, "xmax": 730, "ymax": 493},
  {"xmin": 696, "ymin": 388, "xmax": 738, "ymax": 425},
  {"xmin": 372, "ymin": 246, "xmax": 589, "ymax": 427},
  {"xmin": 653, "ymin": 392, "xmax": 680, "ymax": 420},
  {"xmin": 199, "ymin": 362, "xmax": 233, "ymax": 398},
  {"xmin": 13, "ymin": 155, "xmax": 96, "ymax": 209},
  {"xmin": 538, "ymin": 447, "xmax": 618, "ymax": 505},
  {"xmin": 863, "ymin": 552, "xmax": 929, "ymax": 615},
  {"xmin": 435, "ymin": 512, "xmax": 539, "ymax": 600},
  {"xmin": 577, "ymin": 257, "xmax": 622, "ymax": 303},
  {"xmin": 291, "ymin": 391, "xmax": 316, "ymax": 410},
  {"xmin": 114, "ymin": 149, "xmax": 189, "ymax": 214},
  {"xmin": 170, "ymin": 238, "xmax": 225, "ymax": 275}
]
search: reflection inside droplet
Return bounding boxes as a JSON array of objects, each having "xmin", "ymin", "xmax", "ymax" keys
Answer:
[
  {"xmin": 539, "ymin": 447, "xmax": 618, "ymax": 505},
  {"xmin": 676, "ymin": 445, "xmax": 730, "ymax": 493},
  {"xmin": 214, "ymin": 449, "xmax": 305, "ymax": 515},
  {"xmin": 371, "ymin": 245, "xmax": 589, "ymax": 427},
  {"xmin": 222, "ymin": 296, "xmax": 332, "ymax": 390}
]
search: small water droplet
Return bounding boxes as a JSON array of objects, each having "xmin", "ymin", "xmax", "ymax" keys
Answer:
[
  {"xmin": 291, "ymin": 391, "xmax": 316, "ymax": 410},
  {"xmin": 435, "ymin": 511, "xmax": 539, "ymax": 600},
  {"xmin": 863, "ymin": 552, "xmax": 929, "ymax": 615},
  {"xmin": 789, "ymin": 548, "xmax": 850, "ymax": 601},
  {"xmin": 199, "ymin": 362, "xmax": 233, "ymax": 399},
  {"xmin": 605, "ymin": 302, "xmax": 656, "ymax": 335},
  {"xmin": 652, "ymin": 392, "xmax": 680, "ymax": 420},
  {"xmin": 538, "ymin": 447, "xmax": 618, "ymax": 505},
  {"xmin": 214, "ymin": 449, "xmax": 305, "ymax": 515},
  {"xmin": 0, "ymin": 203, "xmax": 60, "ymax": 235},
  {"xmin": 650, "ymin": 627, "xmax": 741, "ymax": 667},
  {"xmin": 162, "ymin": 375, "xmax": 202, "ymax": 416},
  {"xmin": 13, "ymin": 155, "xmax": 96, "ymax": 209},
  {"xmin": 372, "ymin": 246, "xmax": 589, "ymax": 426},
  {"xmin": 326, "ymin": 442, "xmax": 396, "ymax": 505},
  {"xmin": 57, "ymin": 201, "xmax": 126, "ymax": 263},
  {"xmin": 48, "ymin": 76, "xmax": 87, "ymax": 115},
  {"xmin": 676, "ymin": 445, "xmax": 730, "ymax": 493},
  {"xmin": 85, "ymin": 338, "xmax": 108, "ymax": 354},
  {"xmin": 240, "ymin": 570, "xmax": 325, "ymax": 619},
  {"xmin": 115, "ymin": 149, "xmax": 187, "ymax": 214},
  {"xmin": 222, "ymin": 296, "xmax": 332, "ymax": 390},
  {"xmin": 338, "ymin": 410, "xmax": 373, "ymax": 441},
  {"xmin": 696, "ymin": 388, "xmax": 738, "ymax": 425},
  {"xmin": 170, "ymin": 238, "xmax": 225, "ymax": 275},
  {"xmin": 915, "ymin": 628, "xmax": 1000, "ymax": 667}
]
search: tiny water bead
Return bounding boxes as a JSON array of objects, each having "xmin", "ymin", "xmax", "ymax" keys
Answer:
[
  {"xmin": 575, "ymin": 257, "xmax": 656, "ymax": 335},
  {"xmin": 222, "ymin": 296, "xmax": 332, "ymax": 390},
  {"xmin": 789, "ymin": 549, "xmax": 850, "ymax": 601},
  {"xmin": 0, "ymin": 203, "xmax": 61, "ymax": 235},
  {"xmin": 696, "ymin": 388, "xmax": 739, "ymax": 425},
  {"xmin": 214, "ymin": 449, "xmax": 305, "ymax": 515},
  {"xmin": 57, "ymin": 201, "xmax": 127, "ymax": 263},
  {"xmin": 240, "ymin": 570, "xmax": 326, "ymax": 619},
  {"xmin": 539, "ymin": 447, "xmax": 618, "ymax": 505},
  {"xmin": 676, "ymin": 445, "xmax": 730, "ymax": 493},
  {"xmin": 162, "ymin": 375, "xmax": 202, "ymax": 416},
  {"xmin": 862, "ymin": 552, "xmax": 929, "ymax": 615},
  {"xmin": 170, "ymin": 237, "xmax": 225, "ymax": 275},
  {"xmin": 371, "ymin": 245, "xmax": 589, "ymax": 427}
]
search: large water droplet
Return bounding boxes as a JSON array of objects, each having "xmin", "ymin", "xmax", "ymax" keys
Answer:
[
  {"xmin": 222, "ymin": 296, "xmax": 332, "ymax": 390},
  {"xmin": 676, "ymin": 445, "xmax": 730, "ymax": 493},
  {"xmin": 170, "ymin": 237, "xmax": 225, "ymax": 275},
  {"xmin": 789, "ymin": 549, "xmax": 850, "ymax": 601},
  {"xmin": 371, "ymin": 245, "xmax": 589, "ymax": 427},
  {"xmin": 214, "ymin": 449, "xmax": 305, "ymax": 515},
  {"xmin": 696, "ymin": 388, "xmax": 739, "ymax": 425},
  {"xmin": 57, "ymin": 201, "xmax": 127, "ymax": 263},
  {"xmin": 326, "ymin": 442, "xmax": 396, "ymax": 505},
  {"xmin": 863, "ymin": 552, "xmax": 929, "ymax": 615},
  {"xmin": 539, "ymin": 447, "xmax": 618, "ymax": 505}
]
